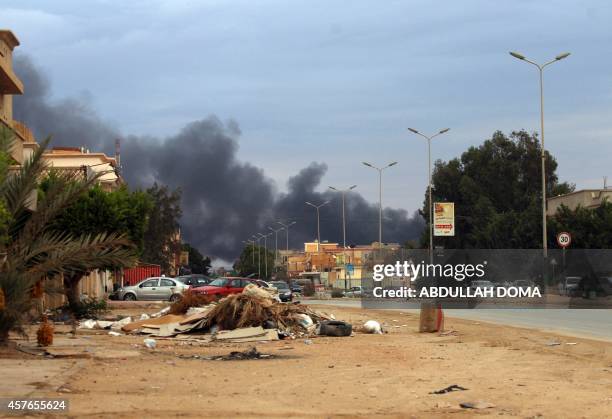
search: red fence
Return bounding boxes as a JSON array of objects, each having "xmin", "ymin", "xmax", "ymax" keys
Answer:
[{"xmin": 123, "ymin": 264, "xmax": 161, "ymax": 286}]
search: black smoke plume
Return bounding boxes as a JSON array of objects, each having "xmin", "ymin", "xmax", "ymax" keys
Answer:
[{"xmin": 13, "ymin": 56, "xmax": 424, "ymax": 262}]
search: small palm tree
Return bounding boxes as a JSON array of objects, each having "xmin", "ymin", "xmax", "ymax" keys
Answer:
[{"xmin": 0, "ymin": 127, "xmax": 137, "ymax": 344}]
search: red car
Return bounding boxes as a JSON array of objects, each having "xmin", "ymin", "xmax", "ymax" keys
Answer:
[{"xmin": 191, "ymin": 277, "xmax": 255, "ymax": 298}]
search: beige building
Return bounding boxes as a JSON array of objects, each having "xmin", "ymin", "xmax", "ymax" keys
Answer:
[
  {"xmin": 42, "ymin": 147, "xmax": 122, "ymax": 191},
  {"xmin": 547, "ymin": 189, "xmax": 612, "ymax": 216},
  {"xmin": 0, "ymin": 30, "xmax": 38, "ymax": 164}
]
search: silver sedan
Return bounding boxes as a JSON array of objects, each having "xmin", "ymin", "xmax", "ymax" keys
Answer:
[{"xmin": 116, "ymin": 277, "xmax": 189, "ymax": 301}]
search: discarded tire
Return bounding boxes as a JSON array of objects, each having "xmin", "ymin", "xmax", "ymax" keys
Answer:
[{"xmin": 318, "ymin": 320, "xmax": 352, "ymax": 337}]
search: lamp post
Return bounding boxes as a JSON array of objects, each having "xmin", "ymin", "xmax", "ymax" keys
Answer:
[
  {"xmin": 262, "ymin": 232, "xmax": 272, "ymax": 279},
  {"xmin": 268, "ymin": 226, "xmax": 285, "ymax": 267},
  {"xmin": 329, "ymin": 185, "xmax": 357, "ymax": 290},
  {"xmin": 255, "ymin": 234, "xmax": 264, "ymax": 278},
  {"xmin": 277, "ymin": 221, "xmax": 296, "ymax": 276},
  {"xmin": 362, "ymin": 161, "xmax": 397, "ymax": 249},
  {"xmin": 407, "ymin": 128, "xmax": 450, "ymax": 263},
  {"xmin": 305, "ymin": 201, "xmax": 330, "ymax": 252},
  {"xmin": 509, "ymin": 51, "xmax": 570, "ymax": 258}
]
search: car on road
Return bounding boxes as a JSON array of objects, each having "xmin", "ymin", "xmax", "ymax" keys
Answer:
[
  {"xmin": 344, "ymin": 286, "xmax": 363, "ymax": 298},
  {"xmin": 289, "ymin": 282, "xmax": 303, "ymax": 294},
  {"xmin": 559, "ymin": 276, "xmax": 581, "ymax": 296},
  {"xmin": 270, "ymin": 281, "xmax": 293, "ymax": 302},
  {"xmin": 176, "ymin": 274, "xmax": 212, "ymax": 288},
  {"xmin": 191, "ymin": 277, "xmax": 256, "ymax": 298},
  {"xmin": 116, "ymin": 277, "xmax": 190, "ymax": 302}
]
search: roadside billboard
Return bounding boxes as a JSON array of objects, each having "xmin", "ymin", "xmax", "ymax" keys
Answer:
[{"xmin": 434, "ymin": 202, "xmax": 455, "ymax": 236}]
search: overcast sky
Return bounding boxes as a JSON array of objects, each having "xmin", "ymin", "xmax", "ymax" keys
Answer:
[{"xmin": 3, "ymin": 0, "xmax": 612, "ymax": 210}]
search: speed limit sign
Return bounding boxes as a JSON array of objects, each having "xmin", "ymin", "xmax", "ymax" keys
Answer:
[{"xmin": 557, "ymin": 232, "xmax": 571, "ymax": 248}]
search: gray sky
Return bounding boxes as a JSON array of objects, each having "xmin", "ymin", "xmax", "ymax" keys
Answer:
[{"xmin": 3, "ymin": 0, "xmax": 612, "ymax": 210}]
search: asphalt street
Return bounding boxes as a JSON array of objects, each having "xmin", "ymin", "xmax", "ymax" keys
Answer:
[{"xmin": 305, "ymin": 299, "xmax": 612, "ymax": 342}]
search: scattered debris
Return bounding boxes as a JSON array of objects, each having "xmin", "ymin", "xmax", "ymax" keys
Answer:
[
  {"xmin": 304, "ymin": 339, "xmax": 313, "ymax": 345},
  {"xmin": 108, "ymin": 331, "xmax": 122, "ymax": 337},
  {"xmin": 566, "ymin": 342, "xmax": 578, "ymax": 345},
  {"xmin": 362, "ymin": 320, "xmax": 382, "ymax": 334},
  {"xmin": 143, "ymin": 338, "xmax": 157, "ymax": 349},
  {"xmin": 318, "ymin": 320, "xmax": 352, "ymax": 337},
  {"xmin": 460, "ymin": 401, "xmax": 496, "ymax": 409},
  {"xmin": 214, "ymin": 326, "xmax": 279, "ymax": 343},
  {"xmin": 438, "ymin": 330, "xmax": 458, "ymax": 336},
  {"xmin": 430, "ymin": 384, "xmax": 468, "ymax": 394},
  {"xmin": 179, "ymin": 347, "xmax": 274, "ymax": 361},
  {"xmin": 419, "ymin": 303, "xmax": 444, "ymax": 333},
  {"xmin": 546, "ymin": 341, "xmax": 562, "ymax": 346}
]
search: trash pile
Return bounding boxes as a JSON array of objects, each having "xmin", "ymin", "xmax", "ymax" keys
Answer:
[{"xmin": 79, "ymin": 285, "xmax": 351, "ymax": 342}]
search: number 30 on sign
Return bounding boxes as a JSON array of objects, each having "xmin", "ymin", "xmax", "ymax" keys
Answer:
[{"xmin": 557, "ymin": 232, "xmax": 571, "ymax": 248}]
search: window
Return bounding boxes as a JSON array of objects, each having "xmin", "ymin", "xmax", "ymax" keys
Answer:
[
  {"xmin": 241, "ymin": 279, "xmax": 253, "ymax": 287},
  {"xmin": 141, "ymin": 279, "xmax": 158, "ymax": 288},
  {"xmin": 230, "ymin": 279, "xmax": 241, "ymax": 287},
  {"xmin": 160, "ymin": 279, "xmax": 175, "ymax": 287}
]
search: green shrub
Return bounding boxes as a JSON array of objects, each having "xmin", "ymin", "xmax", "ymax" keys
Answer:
[{"xmin": 63, "ymin": 297, "xmax": 108, "ymax": 319}]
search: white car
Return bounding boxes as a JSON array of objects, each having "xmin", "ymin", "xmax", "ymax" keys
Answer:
[{"xmin": 117, "ymin": 277, "xmax": 190, "ymax": 301}]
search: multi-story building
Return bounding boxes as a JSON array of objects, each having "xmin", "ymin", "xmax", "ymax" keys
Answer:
[
  {"xmin": 282, "ymin": 241, "xmax": 401, "ymax": 288},
  {"xmin": 42, "ymin": 147, "xmax": 122, "ymax": 191},
  {"xmin": 547, "ymin": 189, "xmax": 612, "ymax": 216},
  {"xmin": 0, "ymin": 30, "xmax": 38, "ymax": 165}
]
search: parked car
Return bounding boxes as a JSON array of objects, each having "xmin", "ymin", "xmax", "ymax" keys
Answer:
[
  {"xmin": 344, "ymin": 286, "xmax": 363, "ymax": 298},
  {"xmin": 191, "ymin": 277, "xmax": 255, "ymax": 298},
  {"xmin": 289, "ymin": 282, "xmax": 303, "ymax": 294},
  {"xmin": 559, "ymin": 276, "xmax": 581, "ymax": 296},
  {"xmin": 270, "ymin": 281, "xmax": 293, "ymax": 302},
  {"xmin": 176, "ymin": 274, "xmax": 211, "ymax": 288},
  {"xmin": 116, "ymin": 277, "xmax": 190, "ymax": 302}
]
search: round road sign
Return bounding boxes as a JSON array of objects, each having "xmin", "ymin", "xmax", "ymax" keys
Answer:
[{"xmin": 557, "ymin": 232, "xmax": 571, "ymax": 248}]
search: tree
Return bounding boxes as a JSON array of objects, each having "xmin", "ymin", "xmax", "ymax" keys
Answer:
[
  {"xmin": 234, "ymin": 244, "xmax": 274, "ymax": 279},
  {"xmin": 182, "ymin": 243, "xmax": 211, "ymax": 275},
  {"xmin": 44, "ymin": 182, "xmax": 153, "ymax": 308},
  {"xmin": 0, "ymin": 127, "xmax": 136, "ymax": 343},
  {"xmin": 422, "ymin": 130, "xmax": 574, "ymax": 249},
  {"xmin": 549, "ymin": 200, "xmax": 612, "ymax": 248},
  {"xmin": 141, "ymin": 184, "xmax": 182, "ymax": 273}
]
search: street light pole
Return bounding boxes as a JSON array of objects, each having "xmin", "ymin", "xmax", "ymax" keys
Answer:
[
  {"xmin": 362, "ymin": 162, "xmax": 398, "ymax": 249},
  {"xmin": 277, "ymin": 221, "xmax": 296, "ymax": 276},
  {"xmin": 268, "ymin": 226, "xmax": 284, "ymax": 267},
  {"xmin": 263, "ymin": 232, "xmax": 272, "ymax": 279},
  {"xmin": 509, "ymin": 51, "xmax": 570, "ymax": 259},
  {"xmin": 305, "ymin": 201, "xmax": 330, "ymax": 252},
  {"xmin": 329, "ymin": 185, "xmax": 357, "ymax": 289},
  {"xmin": 255, "ymin": 234, "xmax": 264, "ymax": 278},
  {"xmin": 407, "ymin": 128, "xmax": 450, "ymax": 263}
]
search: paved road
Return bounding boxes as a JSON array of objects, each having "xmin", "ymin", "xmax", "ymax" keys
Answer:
[{"xmin": 305, "ymin": 299, "xmax": 612, "ymax": 342}]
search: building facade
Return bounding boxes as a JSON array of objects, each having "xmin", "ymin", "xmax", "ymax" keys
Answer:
[{"xmin": 547, "ymin": 189, "xmax": 612, "ymax": 216}]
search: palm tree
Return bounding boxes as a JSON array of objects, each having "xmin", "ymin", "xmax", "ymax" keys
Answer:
[{"xmin": 0, "ymin": 127, "xmax": 137, "ymax": 344}]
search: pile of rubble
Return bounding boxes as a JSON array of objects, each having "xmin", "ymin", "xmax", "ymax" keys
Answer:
[{"xmin": 79, "ymin": 284, "xmax": 349, "ymax": 342}]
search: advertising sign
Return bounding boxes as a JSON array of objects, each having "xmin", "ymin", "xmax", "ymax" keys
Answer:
[{"xmin": 434, "ymin": 202, "xmax": 455, "ymax": 236}]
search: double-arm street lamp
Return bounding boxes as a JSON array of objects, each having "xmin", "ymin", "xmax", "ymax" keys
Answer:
[
  {"xmin": 362, "ymin": 161, "xmax": 397, "ymax": 249},
  {"xmin": 254, "ymin": 234, "xmax": 263, "ymax": 278},
  {"xmin": 329, "ymin": 185, "xmax": 357, "ymax": 289},
  {"xmin": 407, "ymin": 128, "xmax": 450, "ymax": 262},
  {"xmin": 305, "ymin": 201, "xmax": 330, "ymax": 252},
  {"xmin": 328, "ymin": 185, "xmax": 357, "ymax": 249},
  {"xmin": 277, "ymin": 221, "xmax": 296, "ymax": 275},
  {"xmin": 509, "ymin": 51, "xmax": 570, "ymax": 258},
  {"xmin": 268, "ymin": 225, "xmax": 285, "ymax": 266}
]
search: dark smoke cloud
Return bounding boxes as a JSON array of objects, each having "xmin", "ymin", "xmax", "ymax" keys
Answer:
[{"xmin": 13, "ymin": 55, "xmax": 424, "ymax": 262}]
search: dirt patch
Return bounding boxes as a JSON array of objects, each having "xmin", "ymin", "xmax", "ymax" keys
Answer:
[{"xmin": 3, "ymin": 305, "xmax": 612, "ymax": 417}]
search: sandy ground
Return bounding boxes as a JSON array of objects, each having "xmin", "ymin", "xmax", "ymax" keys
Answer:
[{"xmin": 1, "ymin": 305, "xmax": 612, "ymax": 418}]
